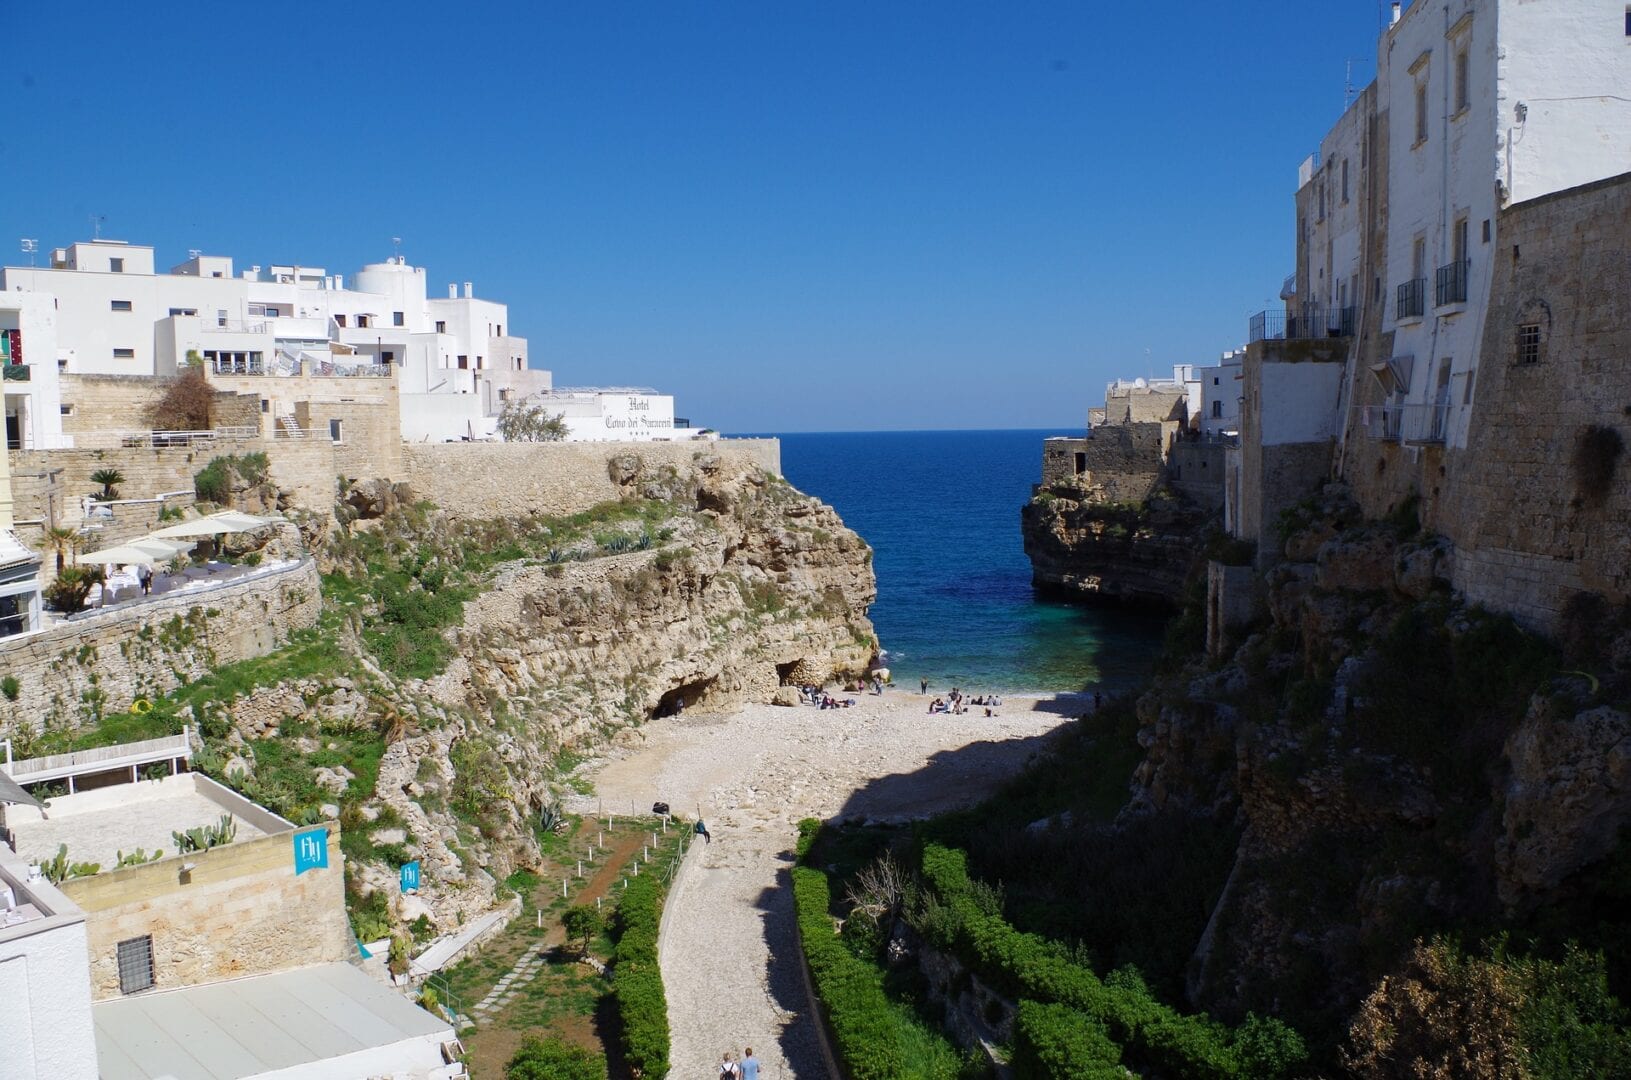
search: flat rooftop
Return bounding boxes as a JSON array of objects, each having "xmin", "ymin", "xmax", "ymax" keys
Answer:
[
  {"xmin": 94, "ymin": 962, "xmax": 454, "ymax": 1080},
  {"xmin": 6, "ymin": 772, "xmax": 289, "ymax": 871}
]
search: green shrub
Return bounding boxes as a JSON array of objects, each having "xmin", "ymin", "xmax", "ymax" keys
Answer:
[
  {"xmin": 918, "ymin": 844, "xmax": 1306, "ymax": 1080},
  {"xmin": 611, "ymin": 875, "xmax": 670, "ymax": 1078},
  {"xmin": 0, "ymin": 675, "xmax": 18, "ymax": 701},
  {"xmin": 506, "ymin": 1036, "xmax": 607, "ymax": 1080},
  {"xmin": 1011, "ymin": 1000, "xmax": 1123, "ymax": 1079}
]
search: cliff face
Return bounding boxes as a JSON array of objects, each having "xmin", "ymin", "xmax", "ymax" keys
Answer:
[
  {"xmin": 1020, "ymin": 488, "xmax": 1210, "ymax": 607},
  {"xmin": 1121, "ymin": 485, "xmax": 1631, "ymax": 1036},
  {"xmin": 177, "ymin": 448, "xmax": 876, "ymax": 936}
]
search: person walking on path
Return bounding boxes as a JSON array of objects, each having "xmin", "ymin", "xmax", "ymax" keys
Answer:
[
  {"xmin": 740, "ymin": 1048, "xmax": 760, "ymax": 1080},
  {"xmin": 720, "ymin": 1051, "xmax": 740, "ymax": 1078},
  {"xmin": 137, "ymin": 563, "xmax": 154, "ymax": 596}
]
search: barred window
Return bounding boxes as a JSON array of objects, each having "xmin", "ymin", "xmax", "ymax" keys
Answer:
[
  {"xmin": 1517, "ymin": 323, "xmax": 1542, "ymax": 364},
  {"xmin": 117, "ymin": 935, "xmax": 155, "ymax": 994}
]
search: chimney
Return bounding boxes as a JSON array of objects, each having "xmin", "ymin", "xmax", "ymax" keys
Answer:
[
  {"xmin": 334, "ymin": 273, "xmax": 343, "ymax": 290},
  {"xmin": 1390, "ymin": 2, "xmax": 1401, "ymax": 25},
  {"xmin": 448, "ymin": 284, "xmax": 457, "ymax": 299},
  {"xmin": 463, "ymin": 282, "xmax": 474, "ymax": 299}
]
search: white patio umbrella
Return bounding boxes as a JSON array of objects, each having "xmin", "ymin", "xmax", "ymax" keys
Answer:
[
  {"xmin": 149, "ymin": 510, "xmax": 275, "ymax": 539},
  {"xmin": 76, "ymin": 543, "xmax": 167, "ymax": 566},
  {"xmin": 209, "ymin": 510, "xmax": 277, "ymax": 530}
]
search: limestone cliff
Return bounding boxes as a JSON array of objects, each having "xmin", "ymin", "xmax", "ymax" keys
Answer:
[
  {"xmin": 1118, "ymin": 485, "xmax": 1631, "ymax": 1038},
  {"xmin": 100, "ymin": 446, "xmax": 876, "ymax": 942},
  {"xmin": 1020, "ymin": 487, "xmax": 1211, "ymax": 607}
]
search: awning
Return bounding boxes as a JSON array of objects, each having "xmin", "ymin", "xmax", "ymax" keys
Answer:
[
  {"xmin": 1370, "ymin": 354, "xmax": 1415, "ymax": 395},
  {"xmin": 0, "ymin": 767, "xmax": 44, "ymax": 810}
]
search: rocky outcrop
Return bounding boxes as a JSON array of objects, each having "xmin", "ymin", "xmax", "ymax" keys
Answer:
[{"xmin": 1020, "ymin": 489, "xmax": 1211, "ymax": 607}]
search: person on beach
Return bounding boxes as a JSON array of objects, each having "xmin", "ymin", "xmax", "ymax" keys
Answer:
[
  {"xmin": 920, "ymin": 676, "xmax": 929, "ymax": 694},
  {"xmin": 695, "ymin": 819, "xmax": 711, "ymax": 843},
  {"xmin": 740, "ymin": 1048, "xmax": 760, "ymax": 1080},
  {"xmin": 720, "ymin": 1052, "xmax": 740, "ymax": 1079}
]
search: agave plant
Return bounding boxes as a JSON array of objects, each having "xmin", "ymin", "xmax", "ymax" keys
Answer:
[{"xmin": 539, "ymin": 800, "xmax": 565, "ymax": 836}]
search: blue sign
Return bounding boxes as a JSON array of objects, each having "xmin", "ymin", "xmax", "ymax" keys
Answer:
[
  {"xmin": 400, "ymin": 860, "xmax": 421, "ymax": 893},
  {"xmin": 293, "ymin": 828, "xmax": 329, "ymax": 876}
]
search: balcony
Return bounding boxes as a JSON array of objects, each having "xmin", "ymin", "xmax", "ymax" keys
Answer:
[
  {"xmin": 1355, "ymin": 402, "xmax": 1450, "ymax": 444},
  {"xmin": 1247, "ymin": 306, "xmax": 1353, "ymax": 343},
  {"xmin": 1397, "ymin": 278, "xmax": 1427, "ymax": 320},
  {"xmin": 1435, "ymin": 259, "xmax": 1469, "ymax": 307},
  {"xmin": 2, "ymin": 363, "xmax": 31, "ymax": 382}
]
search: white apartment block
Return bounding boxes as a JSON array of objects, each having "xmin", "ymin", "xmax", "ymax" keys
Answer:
[
  {"xmin": 1, "ymin": 240, "xmax": 553, "ymax": 443},
  {"xmin": 1183, "ymin": 351, "xmax": 1244, "ymax": 437},
  {"xmin": 0, "ymin": 291, "xmax": 66, "ymax": 451},
  {"xmin": 1289, "ymin": 0, "xmax": 1631, "ymax": 452}
]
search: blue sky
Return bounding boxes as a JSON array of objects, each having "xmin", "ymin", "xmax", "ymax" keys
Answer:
[{"xmin": 1, "ymin": 2, "xmax": 1390, "ymax": 432}]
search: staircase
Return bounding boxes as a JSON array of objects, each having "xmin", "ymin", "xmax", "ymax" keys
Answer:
[{"xmin": 277, "ymin": 414, "xmax": 306, "ymax": 439}]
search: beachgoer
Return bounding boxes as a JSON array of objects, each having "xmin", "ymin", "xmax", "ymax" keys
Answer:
[
  {"xmin": 741, "ymin": 1048, "xmax": 761, "ymax": 1080},
  {"xmin": 695, "ymin": 819, "xmax": 712, "ymax": 844},
  {"xmin": 920, "ymin": 677, "xmax": 929, "ymax": 694},
  {"xmin": 675, "ymin": 696, "xmax": 685, "ymax": 715},
  {"xmin": 720, "ymin": 1052, "xmax": 740, "ymax": 1079}
]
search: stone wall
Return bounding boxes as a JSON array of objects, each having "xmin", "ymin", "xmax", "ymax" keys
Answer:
[
  {"xmin": 1438, "ymin": 172, "xmax": 1631, "ymax": 629},
  {"xmin": 1105, "ymin": 386, "xmax": 1186, "ymax": 424},
  {"xmin": 206, "ymin": 369, "xmax": 405, "ymax": 483},
  {"xmin": 58, "ymin": 373, "xmax": 258, "ymax": 439},
  {"xmin": 402, "ymin": 438, "xmax": 782, "ymax": 519},
  {"xmin": 1039, "ymin": 423, "xmax": 1167, "ymax": 504},
  {"xmin": 62, "ymin": 820, "xmax": 347, "ymax": 1000},
  {"xmin": 0, "ymin": 558, "xmax": 321, "ymax": 732},
  {"xmin": 1206, "ymin": 561, "xmax": 1261, "ymax": 658},
  {"xmin": 1169, "ymin": 441, "xmax": 1226, "ymax": 510}
]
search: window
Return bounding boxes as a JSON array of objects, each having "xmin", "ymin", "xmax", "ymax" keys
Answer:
[
  {"xmin": 1415, "ymin": 81, "xmax": 1429, "ymax": 144},
  {"xmin": 117, "ymin": 935, "xmax": 155, "ymax": 994},
  {"xmin": 1212, "ymin": 400, "xmax": 1223, "ymax": 419},
  {"xmin": 1318, "ymin": 179, "xmax": 1326, "ymax": 221},
  {"xmin": 1412, "ymin": 236, "xmax": 1427, "ymax": 281},
  {"xmin": 497, "ymin": 324, "xmax": 503, "ymax": 336},
  {"xmin": 217, "ymin": 309, "xmax": 227, "ymax": 327},
  {"xmin": 381, "ymin": 350, "xmax": 395, "ymax": 363},
  {"xmin": 392, "ymin": 311, "xmax": 404, "ymax": 327},
  {"xmin": 110, "ymin": 300, "xmax": 132, "ymax": 312},
  {"xmin": 261, "ymin": 399, "xmax": 270, "ymax": 413},
  {"xmin": 1625, "ymin": 6, "xmax": 1630, "ymax": 35},
  {"xmin": 329, "ymin": 419, "xmax": 343, "ymax": 443},
  {"xmin": 168, "ymin": 307, "xmax": 197, "ymax": 317},
  {"xmin": 1517, "ymin": 323, "xmax": 1542, "ymax": 364},
  {"xmin": 435, "ymin": 320, "xmax": 446, "ymax": 333},
  {"xmin": 1341, "ymin": 158, "xmax": 1350, "ymax": 203},
  {"xmin": 1213, "ymin": 376, "xmax": 1220, "ymax": 386},
  {"xmin": 457, "ymin": 355, "xmax": 468, "ymax": 369},
  {"xmin": 1454, "ymin": 48, "xmax": 1469, "ymax": 113},
  {"xmin": 475, "ymin": 356, "xmax": 483, "ymax": 369},
  {"xmin": 110, "ymin": 257, "xmax": 124, "ymax": 273},
  {"xmin": 1463, "ymin": 368, "xmax": 1477, "ymax": 404},
  {"xmin": 60, "ymin": 404, "xmax": 74, "ymax": 417},
  {"xmin": 1453, "ymin": 216, "xmax": 1470, "ymax": 265},
  {"xmin": 113, "ymin": 347, "xmax": 135, "ymax": 359},
  {"xmin": 356, "ymin": 315, "xmax": 370, "ymax": 329},
  {"xmin": 334, "ymin": 314, "xmax": 347, "ymax": 328}
]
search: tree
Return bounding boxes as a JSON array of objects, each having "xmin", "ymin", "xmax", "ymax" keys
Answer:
[
  {"xmin": 145, "ymin": 364, "xmax": 215, "ymax": 432},
  {"xmin": 562, "ymin": 904, "xmax": 603, "ymax": 958},
  {"xmin": 496, "ymin": 398, "xmax": 569, "ymax": 442},
  {"xmin": 506, "ymin": 1036, "xmax": 607, "ymax": 1080},
  {"xmin": 43, "ymin": 565, "xmax": 103, "ymax": 613},
  {"xmin": 88, "ymin": 468, "xmax": 125, "ymax": 502},
  {"xmin": 42, "ymin": 526, "xmax": 78, "ymax": 573}
]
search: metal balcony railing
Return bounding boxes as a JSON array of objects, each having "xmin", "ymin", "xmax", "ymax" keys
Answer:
[
  {"xmin": 1397, "ymin": 278, "xmax": 1427, "ymax": 319},
  {"xmin": 1355, "ymin": 402, "xmax": 1450, "ymax": 444},
  {"xmin": 1435, "ymin": 259, "xmax": 1470, "ymax": 306},
  {"xmin": 1248, "ymin": 306, "xmax": 1354, "ymax": 343}
]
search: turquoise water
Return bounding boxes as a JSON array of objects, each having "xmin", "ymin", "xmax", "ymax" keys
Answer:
[{"xmin": 769, "ymin": 430, "xmax": 1169, "ymax": 694}]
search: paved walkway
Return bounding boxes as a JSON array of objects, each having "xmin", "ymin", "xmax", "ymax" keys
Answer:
[{"xmin": 574, "ymin": 692, "xmax": 1079, "ymax": 1079}]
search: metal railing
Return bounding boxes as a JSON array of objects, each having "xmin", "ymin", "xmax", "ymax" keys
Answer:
[
  {"xmin": 1354, "ymin": 402, "xmax": 1450, "ymax": 444},
  {"xmin": 1435, "ymin": 259, "xmax": 1470, "ymax": 306},
  {"xmin": 73, "ymin": 425, "xmax": 258, "ymax": 450},
  {"xmin": 1247, "ymin": 306, "xmax": 1354, "ymax": 343},
  {"xmin": 210, "ymin": 356, "xmax": 264, "ymax": 375},
  {"xmin": 1397, "ymin": 278, "xmax": 1427, "ymax": 319}
]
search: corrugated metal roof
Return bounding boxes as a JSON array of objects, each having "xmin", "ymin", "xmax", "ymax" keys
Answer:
[{"xmin": 93, "ymin": 962, "xmax": 451, "ymax": 1080}]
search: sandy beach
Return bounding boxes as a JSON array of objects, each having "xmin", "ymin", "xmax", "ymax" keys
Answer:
[{"xmin": 567, "ymin": 688, "xmax": 1088, "ymax": 1079}]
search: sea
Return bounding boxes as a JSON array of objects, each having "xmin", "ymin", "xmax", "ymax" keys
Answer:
[{"xmin": 763, "ymin": 429, "xmax": 1169, "ymax": 695}]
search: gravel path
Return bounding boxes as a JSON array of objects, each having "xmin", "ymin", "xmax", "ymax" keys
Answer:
[{"xmin": 569, "ymin": 691, "xmax": 1083, "ymax": 1080}]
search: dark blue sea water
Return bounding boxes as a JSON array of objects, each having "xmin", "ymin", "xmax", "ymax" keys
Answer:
[{"xmin": 766, "ymin": 430, "xmax": 1168, "ymax": 694}]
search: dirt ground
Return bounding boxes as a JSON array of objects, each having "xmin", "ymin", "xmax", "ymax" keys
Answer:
[{"xmin": 568, "ymin": 689, "xmax": 1085, "ymax": 1079}]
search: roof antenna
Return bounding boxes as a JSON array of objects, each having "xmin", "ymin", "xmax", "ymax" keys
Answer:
[
  {"xmin": 392, "ymin": 236, "xmax": 403, "ymax": 263},
  {"xmin": 90, "ymin": 214, "xmax": 106, "ymax": 240}
]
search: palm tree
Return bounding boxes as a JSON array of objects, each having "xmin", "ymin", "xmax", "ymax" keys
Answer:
[
  {"xmin": 89, "ymin": 468, "xmax": 125, "ymax": 502},
  {"xmin": 42, "ymin": 526, "xmax": 78, "ymax": 574}
]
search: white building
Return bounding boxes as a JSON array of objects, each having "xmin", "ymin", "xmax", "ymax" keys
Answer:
[
  {"xmin": 1, "ymin": 241, "xmax": 552, "ymax": 443},
  {"xmin": 0, "ymin": 839, "xmax": 100, "ymax": 1080},
  {"xmin": 1184, "ymin": 350, "xmax": 1244, "ymax": 437},
  {"xmin": 0, "ymin": 291, "xmax": 67, "ymax": 451},
  {"xmin": 528, "ymin": 388, "xmax": 691, "ymax": 442},
  {"xmin": 1318, "ymin": 0, "xmax": 1631, "ymax": 450}
]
